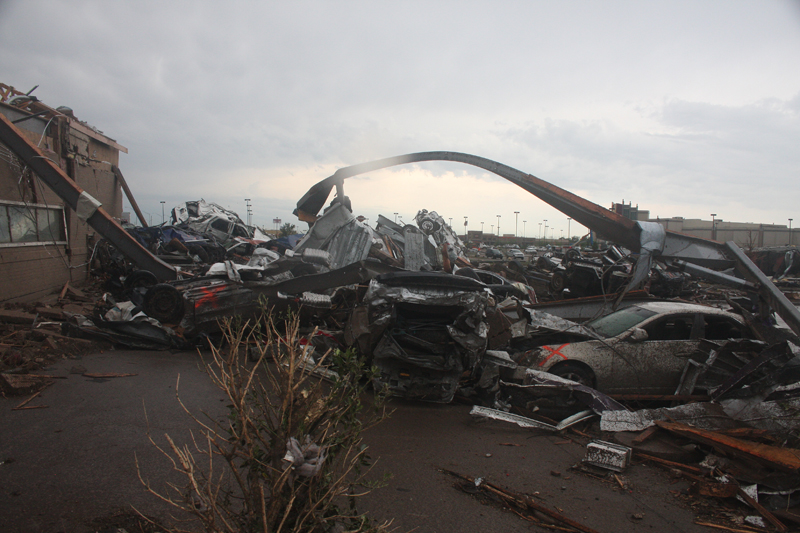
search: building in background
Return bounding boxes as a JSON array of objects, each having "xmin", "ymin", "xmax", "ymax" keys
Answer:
[
  {"xmin": 613, "ymin": 199, "xmax": 794, "ymax": 248},
  {"xmin": 611, "ymin": 200, "xmax": 650, "ymax": 222},
  {"xmin": 649, "ymin": 217, "xmax": 792, "ymax": 248}
]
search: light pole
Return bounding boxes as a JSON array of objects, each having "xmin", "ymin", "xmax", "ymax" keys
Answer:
[
  {"xmin": 790, "ymin": 218, "xmax": 794, "ymax": 246},
  {"xmin": 394, "ymin": 212, "xmax": 398, "ymax": 223},
  {"xmin": 464, "ymin": 216, "xmax": 468, "ymax": 238},
  {"xmin": 567, "ymin": 217, "xmax": 571, "ymax": 242},
  {"xmin": 490, "ymin": 224, "xmax": 494, "ymax": 236},
  {"xmin": 160, "ymin": 201, "xmax": 165, "ymax": 224},
  {"xmin": 560, "ymin": 229, "xmax": 564, "ymax": 240},
  {"xmin": 712, "ymin": 213, "xmax": 718, "ymax": 240},
  {"xmin": 538, "ymin": 222, "xmax": 542, "ymax": 241},
  {"xmin": 496, "ymin": 214, "xmax": 501, "ymax": 236},
  {"xmin": 481, "ymin": 221, "xmax": 484, "ymax": 235},
  {"xmin": 244, "ymin": 198, "xmax": 251, "ymax": 226},
  {"xmin": 543, "ymin": 219, "xmax": 548, "ymax": 244},
  {"xmin": 523, "ymin": 220, "xmax": 527, "ymax": 238},
  {"xmin": 514, "ymin": 211, "xmax": 520, "ymax": 237},
  {"xmin": 449, "ymin": 217, "xmax": 453, "ymax": 228}
]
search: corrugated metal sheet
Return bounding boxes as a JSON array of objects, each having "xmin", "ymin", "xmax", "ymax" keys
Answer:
[
  {"xmin": 403, "ymin": 227, "xmax": 426, "ymax": 271},
  {"xmin": 327, "ymin": 220, "xmax": 373, "ymax": 270}
]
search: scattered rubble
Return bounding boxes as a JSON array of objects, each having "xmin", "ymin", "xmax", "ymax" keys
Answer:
[{"xmin": 2, "ymin": 148, "xmax": 800, "ymax": 531}]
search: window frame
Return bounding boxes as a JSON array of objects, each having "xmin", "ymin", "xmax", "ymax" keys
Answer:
[{"xmin": 0, "ymin": 199, "xmax": 68, "ymax": 248}]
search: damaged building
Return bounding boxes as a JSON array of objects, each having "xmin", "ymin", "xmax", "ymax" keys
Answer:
[
  {"xmin": 0, "ymin": 83, "xmax": 127, "ymax": 302},
  {"xmin": 3, "ymin": 102, "xmax": 800, "ymax": 528}
]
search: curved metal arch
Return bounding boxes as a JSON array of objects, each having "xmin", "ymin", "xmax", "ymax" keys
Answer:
[
  {"xmin": 294, "ymin": 151, "xmax": 641, "ymax": 250},
  {"xmin": 296, "ymin": 151, "xmax": 800, "ymax": 335}
]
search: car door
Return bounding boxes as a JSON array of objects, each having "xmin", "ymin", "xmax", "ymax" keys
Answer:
[
  {"xmin": 209, "ymin": 217, "xmax": 233, "ymax": 245},
  {"xmin": 614, "ymin": 314, "xmax": 699, "ymax": 394}
]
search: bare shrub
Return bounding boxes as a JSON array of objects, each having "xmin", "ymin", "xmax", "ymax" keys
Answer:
[{"xmin": 138, "ymin": 309, "xmax": 391, "ymax": 533}]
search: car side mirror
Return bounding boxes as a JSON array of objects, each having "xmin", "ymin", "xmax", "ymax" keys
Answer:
[{"xmin": 627, "ymin": 328, "xmax": 649, "ymax": 343}]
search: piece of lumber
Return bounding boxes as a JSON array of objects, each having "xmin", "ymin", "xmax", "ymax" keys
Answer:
[
  {"xmin": 693, "ymin": 521, "xmax": 765, "ymax": 533},
  {"xmin": 632, "ymin": 426, "xmax": 659, "ymax": 445},
  {"xmin": 439, "ymin": 468, "xmax": 601, "ymax": 533},
  {"xmin": 635, "ymin": 452, "xmax": 707, "ymax": 475},
  {"xmin": 14, "ymin": 382, "xmax": 52, "ymax": 409},
  {"xmin": 655, "ymin": 420, "xmax": 800, "ymax": 473},
  {"xmin": 34, "ymin": 307, "xmax": 65, "ymax": 321},
  {"xmin": 736, "ymin": 488, "xmax": 786, "ymax": 532},
  {"xmin": 0, "ymin": 309, "xmax": 37, "ymax": 325}
]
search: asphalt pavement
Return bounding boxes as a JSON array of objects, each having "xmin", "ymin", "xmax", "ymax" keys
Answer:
[{"xmin": 0, "ymin": 349, "xmax": 711, "ymax": 533}]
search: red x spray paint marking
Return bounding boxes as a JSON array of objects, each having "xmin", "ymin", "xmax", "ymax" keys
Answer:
[
  {"xmin": 538, "ymin": 344, "xmax": 569, "ymax": 367},
  {"xmin": 195, "ymin": 285, "xmax": 226, "ymax": 309}
]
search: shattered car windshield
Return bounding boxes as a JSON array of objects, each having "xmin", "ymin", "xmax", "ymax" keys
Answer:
[{"xmin": 585, "ymin": 306, "xmax": 658, "ymax": 338}]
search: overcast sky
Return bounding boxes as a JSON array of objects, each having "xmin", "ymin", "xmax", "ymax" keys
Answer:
[{"xmin": 1, "ymin": 0, "xmax": 799, "ymax": 239}]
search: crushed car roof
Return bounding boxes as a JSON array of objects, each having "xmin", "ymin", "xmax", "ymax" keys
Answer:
[{"xmin": 625, "ymin": 301, "xmax": 741, "ymax": 316}]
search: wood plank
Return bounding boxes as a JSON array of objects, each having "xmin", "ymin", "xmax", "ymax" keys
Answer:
[
  {"xmin": 656, "ymin": 421, "xmax": 800, "ymax": 472},
  {"xmin": 632, "ymin": 426, "xmax": 659, "ymax": 445}
]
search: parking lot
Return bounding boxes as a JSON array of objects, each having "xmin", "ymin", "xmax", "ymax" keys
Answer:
[{"xmin": 1, "ymin": 348, "xmax": 715, "ymax": 533}]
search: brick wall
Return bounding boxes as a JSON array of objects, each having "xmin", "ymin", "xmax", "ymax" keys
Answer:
[{"xmin": 0, "ymin": 117, "xmax": 123, "ymax": 302}]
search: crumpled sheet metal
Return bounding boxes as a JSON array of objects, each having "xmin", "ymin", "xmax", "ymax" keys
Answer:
[
  {"xmin": 470, "ymin": 405, "xmax": 595, "ymax": 432},
  {"xmin": 324, "ymin": 218, "xmax": 374, "ymax": 270},
  {"xmin": 361, "ymin": 278, "xmax": 488, "ymax": 308},
  {"xmin": 64, "ymin": 313, "xmax": 181, "ymax": 350},
  {"xmin": 618, "ymin": 221, "xmax": 666, "ymax": 303},
  {"xmin": 600, "ymin": 402, "xmax": 740, "ymax": 432},
  {"xmin": 415, "ymin": 210, "xmax": 465, "ymax": 252},
  {"xmin": 294, "ymin": 202, "xmax": 355, "ymax": 251},
  {"xmin": 521, "ymin": 369, "xmax": 627, "ymax": 413},
  {"xmin": 172, "ymin": 199, "xmax": 243, "ymax": 225},
  {"xmin": 76, "ymin": 191, "xmax": 102, "ymax": 221},
  {"xmin": 293, "ymin": 203, "xmax": 374, "ymax": 270},
  {"xmin": 403, "ymin": 226, "xmax": 427, "ymax": 271},
  {"xmin": 721, "ymin": 396, "xmax": 800, "ymax": 435},
  {"xmin": 523, "ymin": 308, "xmax": 599, "ymax": 340},
  {"xmin": 710, "ymin": 340, "xmax": 797, "ymax": 401},
  {"xmin": 247, "ymin": 248, "xmax": 281, "ymax": 267},
  {"xmin": 363, "ymin": 279, "xmax": 489, "ymax": 403}
]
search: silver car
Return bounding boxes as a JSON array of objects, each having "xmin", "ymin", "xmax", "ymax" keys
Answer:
[{"xmin": 516, "ymin": 302, "xmax": 753, "ymax": 394}]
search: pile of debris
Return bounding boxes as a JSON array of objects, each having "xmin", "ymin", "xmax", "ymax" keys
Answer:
[
  {"xmin": 3, "ymin": 148, "xmax": 800, "ymax": 530},
  {"xmin": 0, "ymin": 281, "xmax": 106, "ymax": 393},
  {"xmin": 124, "ymin": 199, "xmax": 274, "ymax": 267}
]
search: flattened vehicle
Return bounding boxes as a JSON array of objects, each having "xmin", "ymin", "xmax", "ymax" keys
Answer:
[{"xmin": 515, "ymin": 302, "xmax": 754, "ymax": 395}]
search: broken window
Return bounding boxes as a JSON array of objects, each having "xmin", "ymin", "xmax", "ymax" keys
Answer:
[
  {"xmin": 702, "ymin": 315, "xmax": 752, "ymax": 340},
  {"xmin": 232, "ymin": 224, "xmax": 249, "ymax": 238},
  {"xmin": 585, "ymin": 306, "xmax": 658, "ymax": 338},
  {"xmin": 0, "ymin": 202, "xmax": 66, "ymax": 246},
  {"xmin": 643, "ymin": 315, "xmax": 695, "ymax": 341},
  {"xmin": 211, "ymin": 218, "xmax": 231, "ymax": 233}
]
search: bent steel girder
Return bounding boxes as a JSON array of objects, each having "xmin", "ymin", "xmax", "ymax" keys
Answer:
[
  {"xmin": 295, "ymin": 151, "xmax": 642, "ymax": 250},
  {"xmin": 296, "ymin": 151, "xmax": 800, "ymax": 335},
  {"xmin": 0, "ymin": 114, "xmax": 178, "ymax": 281}
]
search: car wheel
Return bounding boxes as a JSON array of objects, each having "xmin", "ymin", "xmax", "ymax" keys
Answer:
[
  {"xmin": 549, "ymin": 362, "xmax": 595, "ymax": 388},
  {"xmin": 143, "ymin": 283, "xmax": 185, "ymax": 324},
  {"xmin": 124, "ymin": 270, "xmax": 158, "ymax": 290},
  {"xmin": 550, "ymin": 271, "xmax": 566, "ymax": 293},
  {"xmin": 565, "ymin": 248, "xmax": 581, "ymax": 261}
]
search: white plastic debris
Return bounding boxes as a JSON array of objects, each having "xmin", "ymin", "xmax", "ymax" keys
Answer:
[{"xmin": 282, "ymin": 436, "xmax": 327, "ymax": 478}]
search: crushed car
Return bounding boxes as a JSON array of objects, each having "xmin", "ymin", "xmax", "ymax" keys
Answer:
[{"xmin": 512, "ymin": 301, "xmax": 756, "ymax": 395}]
